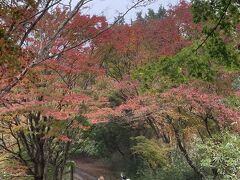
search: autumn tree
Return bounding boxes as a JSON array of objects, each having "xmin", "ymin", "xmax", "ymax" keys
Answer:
[
  {"xmin": 0, "ymin": 6, "xmax": 110, "ymax": 178},
  {"xmin": 129, "ymin": 2, "xmax": 239, "ymax": 179},
  {"xmin": 92, "ymin": 1, "xmax": 240, "ymax": 179},
  {"xmin": 1, "ymin": 0, "xmax": 239, "ymax": 179},
  {"xmin": 0, "ymin": 0, "xmax": 156, "ymax": 179},
  {"xmin": 97, "ymin": 1, "xmax": 198, "ymax": 82}
]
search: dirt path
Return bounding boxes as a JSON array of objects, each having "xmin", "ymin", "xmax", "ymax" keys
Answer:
[
  {"xmin": 73, "ymin": 167, "xmax": 97, "ymax": 180},
  {"xmin": 73, "ymin": 157, "xmax": 118, "ymax": 180}
]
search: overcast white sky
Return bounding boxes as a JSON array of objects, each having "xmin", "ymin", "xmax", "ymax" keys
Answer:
[{"xmin": 75, "ymin": 0, "xmax": 179, "ymax": 22}]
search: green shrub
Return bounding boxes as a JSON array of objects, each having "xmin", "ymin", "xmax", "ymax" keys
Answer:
[{"xmin": 194, "ymin": 131, "xmax": 240, "ymax": 180}]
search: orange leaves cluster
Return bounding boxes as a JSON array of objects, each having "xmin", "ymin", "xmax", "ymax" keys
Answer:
[
  {"xmin": 84, "ymin": 107, "xmax": 115, "ymax": 124},
  {"xmin": 44, "ymin": 111, "xmax": 72, "ymax": 121},
  {"xmin": 162, "ymin": 85, "xmax": 240, "ymax": 131},
  {"xmin": 58, "ymin": 135, "xmax": 72, "ymax": 143},
  {"xmin": 0, "ymin": 8, "xmax": 110, "ymax": 122},
  {"xmin": 96, "ymin": 1, "xmax": 201, "ymax": 68},
  {"xmin": 114, "ymin": 96, "xmax": 159, "ymax": 117},
  {"xmin": 0, "ymin": 100, "xmax": 46, "ymax": 116}
]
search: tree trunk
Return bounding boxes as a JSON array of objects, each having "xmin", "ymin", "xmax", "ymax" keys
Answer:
[
  {"xmin": 204, "ymin": 117, "xmax": 212, "ymax": 138},
  {"xmin": 70, "ymin": 165, "xmax": 74, "ymax": 180},
  {"xmin": 166, "ymin": 115, "xmax": 206, "ymax": 179},
  {"xmin": 147, "ymin": 116, "xmax": 161, "ymax": 139},
  {"xmin": 171, "ymin": 122, "xmax": 206, "ymax": 180},
  {"xmin": 59, "ymin": 167, "xmax": 64, "ymax": 180},
  {"xmin": 34, "ymin": 160, "xmax": 45, "ymax": 180},
  {"xmin": 34, "ymin": 177, "xmax": 43, "ymax": 180},
  {"xmin": 53, "ymin": 167, "xmax": 59, "ymax": 180}
]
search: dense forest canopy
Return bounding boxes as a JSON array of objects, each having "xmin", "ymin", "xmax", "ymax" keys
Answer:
[{"xmin": 0, "ymin": 0, "xmax": 239, "ymax": 179}]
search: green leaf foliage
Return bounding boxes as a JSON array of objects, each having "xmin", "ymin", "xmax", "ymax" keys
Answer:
[
  {"xmin": 191, "ymin": 0, "xmax": 240, "ymax": 34},
  {"xmin": 194, "ymin": 131, "xmax": 240, "ymax": 179},
  {"xmin": 131, "ymin": 136, "xmax": 169, "ymax": 169},
  {"xmin": 133, "ymin": 37, "xmax": 239, "ymax": 92}
]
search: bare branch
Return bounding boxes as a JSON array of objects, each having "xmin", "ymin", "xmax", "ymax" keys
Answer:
[
  {"xmin": 0, "ymin": 0, "xmax": 147, "ymax": 102},
  {"xmin": 20, "ymin": 0, "xmax": 52, "ymax": 46},
  {"xmin": 0, "ymin": 0, "xmax": 91, "ymax": 100}
]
